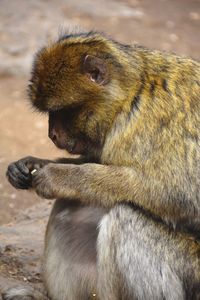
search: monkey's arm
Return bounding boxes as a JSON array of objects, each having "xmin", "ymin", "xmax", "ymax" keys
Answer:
[
  {"xmin": 32, "ymin": 163, "xmax": 179, "ymax": 223},
  {"xmin": 6, "ymin": 156, "xmax": 89, "ymax": 190}
]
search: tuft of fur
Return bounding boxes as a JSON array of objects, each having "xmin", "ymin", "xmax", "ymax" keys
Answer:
[{"xmin": 2, "ymin": 286, "xmax": 48, "ymax": 300}]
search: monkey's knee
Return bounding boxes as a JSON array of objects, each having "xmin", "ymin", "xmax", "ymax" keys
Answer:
[
  {"xmin": 97, "ymin": 206, "xmax": 127, "ymax": 300},
  {"xmin": 98, "ymin": 204, "xmax": 187, "ymax": 300}
]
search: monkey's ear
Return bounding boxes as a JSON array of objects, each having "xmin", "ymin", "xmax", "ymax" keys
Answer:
[{"xmin": 83, "ymin": 55, "xmax": 108, "ymax": 85}]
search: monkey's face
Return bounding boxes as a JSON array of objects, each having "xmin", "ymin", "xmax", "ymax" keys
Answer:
[
  {"xmin": 48, "ymin": 107, "xmax": 99, "ymax": 155},
  {"xmin": 28, "ymin": 35, "xmax": 126, "ymax": 156}
]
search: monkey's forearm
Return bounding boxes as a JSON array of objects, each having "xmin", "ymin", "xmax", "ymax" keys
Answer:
[
  {"xmin": 71, "ymin": 163, "xmax": 165, "ymax": 212},
  {"xmin": 34, "ymin": 163, "xmax": 187, "ymax": 224},
  {"xmin": 68, "ymin": 163, "xmax": 193, "ymax": 224}
]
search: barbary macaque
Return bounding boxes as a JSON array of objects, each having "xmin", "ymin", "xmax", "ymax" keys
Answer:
[{"xmin": 4, "ymin": 31, "xmax": 200, "ymax": 300}]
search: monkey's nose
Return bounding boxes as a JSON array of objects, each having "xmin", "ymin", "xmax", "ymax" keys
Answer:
[{"xmin": 49, "ymin": 129, "xmax": 58, "ymax": 144}]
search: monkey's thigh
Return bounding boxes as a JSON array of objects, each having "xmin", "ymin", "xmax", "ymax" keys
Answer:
[
  {"xmin": 97, "ymin": 204, "xmax": 196, "ymax": 300},
  {"xmin": 44, "ymin": 199, "xmax": 105, "ymax": 300}
]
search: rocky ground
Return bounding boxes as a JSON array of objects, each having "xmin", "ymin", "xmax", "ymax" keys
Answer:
[{"xmin": 0, "ymin": 0, "xmax": 199, "ymax": 295}]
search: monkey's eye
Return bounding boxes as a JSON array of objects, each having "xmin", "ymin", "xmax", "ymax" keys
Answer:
[{"xmin": 89, "ymin": 70, "xmax": 101, "ymax": 83}]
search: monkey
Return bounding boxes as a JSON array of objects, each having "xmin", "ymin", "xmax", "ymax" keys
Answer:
[{"xmin": 4, "ymin": 31, "xmax": 200, "ymax": 299}]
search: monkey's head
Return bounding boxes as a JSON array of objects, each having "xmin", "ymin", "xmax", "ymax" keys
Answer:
[{"xmin": 28, "ymin": 32, "xmax": 134, "ymax": 156}]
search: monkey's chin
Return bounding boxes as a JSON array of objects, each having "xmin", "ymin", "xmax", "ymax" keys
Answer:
[{"xmin": 67, "ymin": 141, "xmax": 85, "ymax": 155}]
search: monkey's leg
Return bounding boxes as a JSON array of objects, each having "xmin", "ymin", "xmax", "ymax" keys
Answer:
[
  {"xmin": 44, "ymin": 198, "xmax": 106, "ymax": 300},
  {"xmin": 97, "ymin": 204, "xmax": 200, "ymax": 300}
]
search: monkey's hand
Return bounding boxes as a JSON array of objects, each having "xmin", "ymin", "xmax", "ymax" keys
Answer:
[
  {"xmin": 32, "ymin": 163, "xmax": 78, "ymax": 199},
  {"xmin": 6, "ymin": 156, "xmax": 51, "ymax": 190}
]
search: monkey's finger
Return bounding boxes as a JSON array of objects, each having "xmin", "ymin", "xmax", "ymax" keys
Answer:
[
  {"xmin": 6, "ymin": 169, "xmax": 29, "ymax": 185},
  {"xmin": 17, "ymin": 160, "xmax": 30, "ymax": 175},
  {"xmin": 7, "ymin": 174, "xmax": 32, "ymax": 189},
  {"xmin": 7, "ymin": 172, "xmax": 30, "ymax": 189},
  {"xmin": 7, "ymin": 164, "xmax": 30, "ymax": 182},
  {"xmin": 33, "ymin": 163, "xmax": 41, "ymax": 170}
]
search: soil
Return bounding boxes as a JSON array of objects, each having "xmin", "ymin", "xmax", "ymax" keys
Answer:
[{"xmin": 0, "ymin": 0, "xmax": 199, "ymax": 295}]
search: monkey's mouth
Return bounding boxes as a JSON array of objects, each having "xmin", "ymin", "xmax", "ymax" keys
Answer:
[
  {"xmin": 51, "ymin": 136, "xmax": 86, "ymax": 155},
  {"xmin": 66, "ymin": 140, "xmax": 85, "ymax": 155}
]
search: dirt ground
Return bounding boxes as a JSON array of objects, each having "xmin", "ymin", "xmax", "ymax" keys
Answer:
[{"xmin": 0, "ymin": 0, "xmax": 199, "ymax": 295}]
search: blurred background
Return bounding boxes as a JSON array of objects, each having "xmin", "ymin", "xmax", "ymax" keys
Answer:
[{"xmin": 0, "ymin": 0, "xmax": 199, "ymax": 225}]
